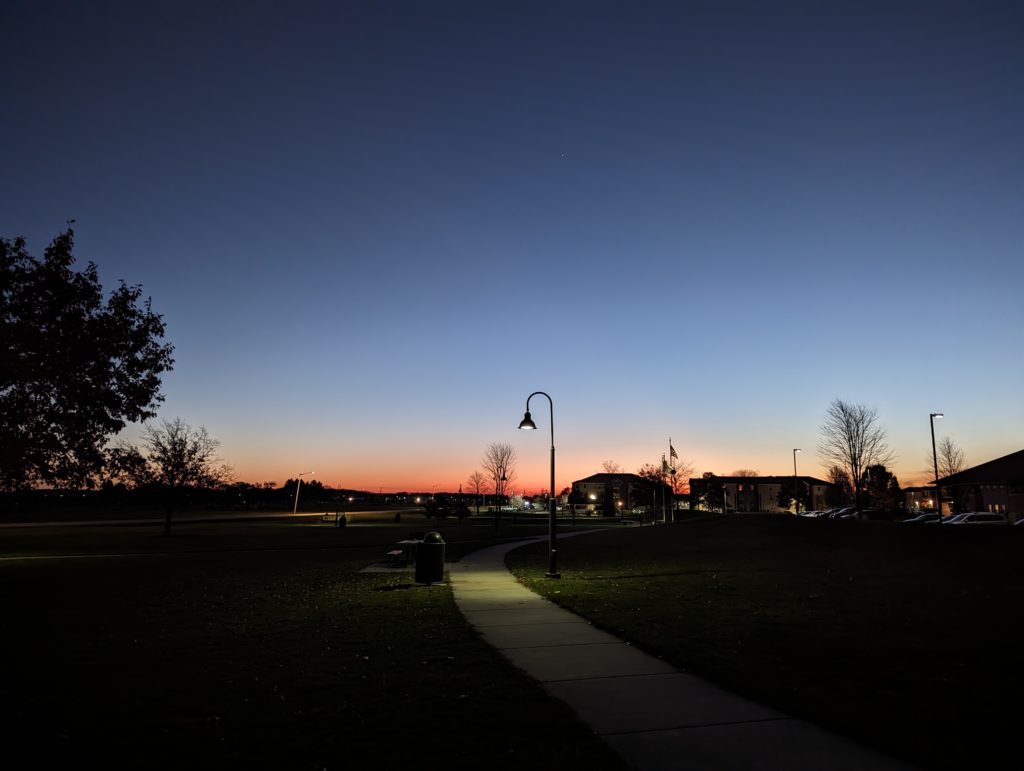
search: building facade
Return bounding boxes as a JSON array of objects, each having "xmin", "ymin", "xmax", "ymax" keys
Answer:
[
  {"xmin": 936, "ymin": 449, "xmax": 1024, "ymax": 521},
  {"xmin": 570, "ymin": 473, "xmax": 671, "ymax": 515},
  {"xmin": 689, "ymin": 475, "xmax": 837, "ymax": 513}
]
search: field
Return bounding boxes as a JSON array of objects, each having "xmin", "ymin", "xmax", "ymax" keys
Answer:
[
  {"xmin": 508, "ymin": 514, "xmax": 1024, "ymax": 770},
  {"xmin": 0, "ymin": 515, "xmax": 626, "ymax": 770}
]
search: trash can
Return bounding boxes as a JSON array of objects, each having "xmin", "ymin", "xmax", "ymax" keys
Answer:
[{"xmin": 414, "ymin": 531, "xmax": 445, "ymax": 584}]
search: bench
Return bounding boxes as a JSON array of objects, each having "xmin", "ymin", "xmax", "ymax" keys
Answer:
[{"xmin": 385, "ymin": 549, "xmax": 406, "ymax": 566}]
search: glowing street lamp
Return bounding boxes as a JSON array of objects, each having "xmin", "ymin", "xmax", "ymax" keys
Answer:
[
  {"xmin": 793, "ymin": 448, "xmax": 802, "ymax": 515},
  {"xmin": 293, "ymin": 471, "xmax": 314, "ymax": 515},
  {"xmin": 519, "ymin": 391, "xmax": 559, "ymax": 578},
  {"xmin": 930, "ymin": 413, "xmax": 944, "ymax": 514}
]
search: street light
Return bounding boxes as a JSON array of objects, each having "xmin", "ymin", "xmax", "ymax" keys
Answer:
[
  {"xmin": 930, "ymin": 413, "xmax": 944, "ymax": 515},
  {"xmin": 293, "ymin": 471, "xmax": 314, "ymax": 515},
  {"xmin": 519, "ymin": 391, "xmax": 559, "ymax": 578},
  {"xmin": 793, "ymin": 449, "xmax": 802, "ymax": 515}
]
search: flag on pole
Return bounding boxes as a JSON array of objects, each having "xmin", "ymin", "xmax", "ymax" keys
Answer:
[
  {"xmin": 670, "ymin": 443, "xmax": 678, "ymax": 460},
  {"xmin": 662, "ymin": 455, "xmax": 669, "ymax": 475}
]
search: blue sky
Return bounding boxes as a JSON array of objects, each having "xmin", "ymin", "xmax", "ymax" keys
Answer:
[{"xmin": 3, "ymin": 1, "xmax": 1022, "ymax": 492}]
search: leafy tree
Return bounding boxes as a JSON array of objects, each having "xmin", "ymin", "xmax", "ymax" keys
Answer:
[
  {"xmin": 108, "ymin": 418, "xmax": 232, "ymax": 535},
  {"xmin": 864, "ymin": 464, "xmax": 902, "ymax": 512},
  {"xmin": 466, "ymin": 470, "xmax": 488, "ymax": 514},
  {"xmin": 777, "ymin": 479, "xmax": 812, "ymax": 512},
  {"xmin": 817, "ymin": 399, "xmax": 894, "ymax": 508},
  {"xmin": 635, "ymin": 463, "xmax": 663, "ymax": 483},
  {"xmin": 825, "ymin": 465, "xmax": 853, "ymax": 508},
  {"xmin": 282, "ymin": 477, "xmax": 325, "ymax": 505},
  {"xmin": 1, "ymin": 228, "xmax": 174, "ymax": 490},
  {"xmin": 690, "ymin": 472, "xmax": 724, "ymax": 512}
]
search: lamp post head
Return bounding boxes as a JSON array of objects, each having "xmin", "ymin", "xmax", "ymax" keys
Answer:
[
  {"xmin": 794, "ymin": 448, "xmax": 802, "ymax": 454},
  {"xmin": 518, "ymin": 411, "xmax": 537, "ymax": 430},
  {"xmin": 931, "ymin": 412, "xmax": 944, "ymax": 419}
]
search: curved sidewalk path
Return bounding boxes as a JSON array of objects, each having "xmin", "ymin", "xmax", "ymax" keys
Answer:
[{"xmin": 449, "ymin": 535, "xmax": 914, "ymax": 771}]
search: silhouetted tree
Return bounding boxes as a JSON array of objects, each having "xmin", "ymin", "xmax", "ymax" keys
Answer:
[
  {"xmin": 601, "ymin": 460, "xmax": 622, "ymax": 473},
  {"xmin": 482, "ymin": 442, "xmax": 517, "ymax": 511},
  {"xmin": 282, "ymin": 477, "xmax": 326, "ymax": 506},
  {"xmin": 864, "ymin": 464, "xmax": 902, "ymax": 512},
  {"xmin": 826, "ymin": 465, "xmax": 853, "ymax": 507},
  {"xmin": 668, "ymin": 456, "xmax": 695, "ymax": 496},
  {"xmin": 932, "ymin": 436, "xmax": 966, "ymax": 479},
  {"xmin": 818, "ymin": 399, "xmax": 894, "ymax": 508},
  {"xmin": 635, "ymin": 463, "xmax": 663, "ymax": 483},
  {"xmin": 777, "ymin": 479, "xmax": 811, "ymax": 512},
  {"xmin": 466, "ymin": 470, "xmax": 488, "ymax": 514},
  {"xmin": 691, "ymin": 472, "xmax": 724, "ymax": 512},
  {"xmin": 1, "ymin": 227, "xmax": 174, "ymax": 490},
  {"xmin": 732, "ymin": 469, "xmax": 759, "ymax": 477},
  {"xmin": 108, "ymin": 418, "xmax": 232, "ymax": 535}
]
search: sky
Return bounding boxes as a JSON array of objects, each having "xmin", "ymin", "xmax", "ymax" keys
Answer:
[{"xmin": 3, "ymin": 0, "xmax": 1022, "ymax": 493}]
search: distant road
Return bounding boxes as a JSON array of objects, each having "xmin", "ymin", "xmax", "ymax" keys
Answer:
[{"xmin": 0, "ymin": 506, "xmax": 425, "ymax": 529}]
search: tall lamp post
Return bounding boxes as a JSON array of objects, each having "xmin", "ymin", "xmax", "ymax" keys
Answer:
[
  {"xmin": 293, "ymin": 471, "xmax": 314, "ymax": 515},
  {"xmin": 930, "ymin": 413, "xmax": 944, "ymax": 515},
  {"xmin": 519, "ymin": 391, "xmax": 559, "ymax": 578},
  {"xmin": 793, "ymin": 448, "xmax": 802, "ymax": 515},
  {"xmin": 493, "ymin": 473, "xmax": 507, "ymax": 536}
]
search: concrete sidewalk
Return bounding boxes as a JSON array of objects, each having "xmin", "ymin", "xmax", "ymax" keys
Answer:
[{"xmin": 450, "ymin": 536, "xmax": 914, "ymax": 771}]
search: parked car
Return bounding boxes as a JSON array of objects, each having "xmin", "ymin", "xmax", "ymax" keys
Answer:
[
  {"xmin": 901, "ymin": 512, "xmax": 941, "ymax": 523},
  {"xmin": 829, "ymin": 507, "xmax": 856, "ymax": 519},
  {"xmin": 949, "ymin": 512, "xmax": 1008, "ymax": 525},
  {"xmin": 935, "ymin": 513, "xmax": 969, "ymax": 524}
]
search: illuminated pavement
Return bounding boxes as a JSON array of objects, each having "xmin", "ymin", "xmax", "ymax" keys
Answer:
[{"xmin": 450, "ymin": 535, "xmax": 915, "ymax": 771}]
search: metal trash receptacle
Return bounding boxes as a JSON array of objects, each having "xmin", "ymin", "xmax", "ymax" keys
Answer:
[{"xmin": 414, "ymin": 531, "xmax": 445, "ymax": 584}]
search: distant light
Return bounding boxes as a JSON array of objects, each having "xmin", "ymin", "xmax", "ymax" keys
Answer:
[
  {"xmin": 518, "ymin": 410, "xmax": 537, "ymax": 430},
  {"xmin": 932, "ymin": 413, "xmax": 944, "ymax": 419},
  {"xmin": 589, "ymin": 493, "xmax": 596, "ymax": 500}
]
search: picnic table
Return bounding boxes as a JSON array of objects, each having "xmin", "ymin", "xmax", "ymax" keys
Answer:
[{"xmin": 387, "ymin": 538, "xmax": 422, "ymax": 566}]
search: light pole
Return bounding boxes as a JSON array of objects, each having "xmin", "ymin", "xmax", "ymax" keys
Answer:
[
  {"xmin": 793, "ymin": 448, "xmax": 802, "ymax": 515},
  {"xmin": 930, "ymin": 413, "xmax": 944, "ymax": 515},
  {"xmin": 493, "ymin": 473, "xmax": 507, "ymax": 536},
  {"xmin": 293, "ymin": 471, "xmax": 314, "ymax": 515},
  {"xmin": 519, "ymin": 391, "xmax": 559, "ymax": 578}
]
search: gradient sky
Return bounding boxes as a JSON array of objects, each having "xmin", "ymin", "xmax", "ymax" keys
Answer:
[{"xmin": 3, "ymin": 1, "xmax": 1022, "ymax": 493}]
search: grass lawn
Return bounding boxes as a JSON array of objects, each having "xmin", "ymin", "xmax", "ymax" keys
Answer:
[
  {"xmin": 508, "ymin": 514, "xmax": 1024, "ymax": 770},
  {"xmin": 0, "ymin": 517, "xmax": 626, "ymax": 770}
]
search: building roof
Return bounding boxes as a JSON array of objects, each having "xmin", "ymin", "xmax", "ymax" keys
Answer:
[
  {"xmin": 688, "ymin": 475, "xmax": 834, "ymax": 486},
  {"xmin": 573, "ymin": 473, "xmax": 657, "ymax": 485},
  {"xmin": 936, "ymin": 449, "xmax": 1024, "ymax": 486}
]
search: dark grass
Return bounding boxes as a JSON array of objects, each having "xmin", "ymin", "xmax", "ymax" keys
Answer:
[
  {"xmin": 0, "ymin": 518, "xmax": 627, "ymax": 770},
  {"xmin": 507, "ymin": 515, "xmax": 1024, "ymax": 769}
]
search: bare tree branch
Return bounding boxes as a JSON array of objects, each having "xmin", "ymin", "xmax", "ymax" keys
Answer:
[
  {"xmin": 481, "ymin": 442, "xmax": 517, "ymax": 494},
  {"xmin": 930, "ymin": 436, "xmax": 966, "ymax": 479},
  {"xmin": 817, "ymin": 399, "xmax": 894, "ymax": 507}
]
